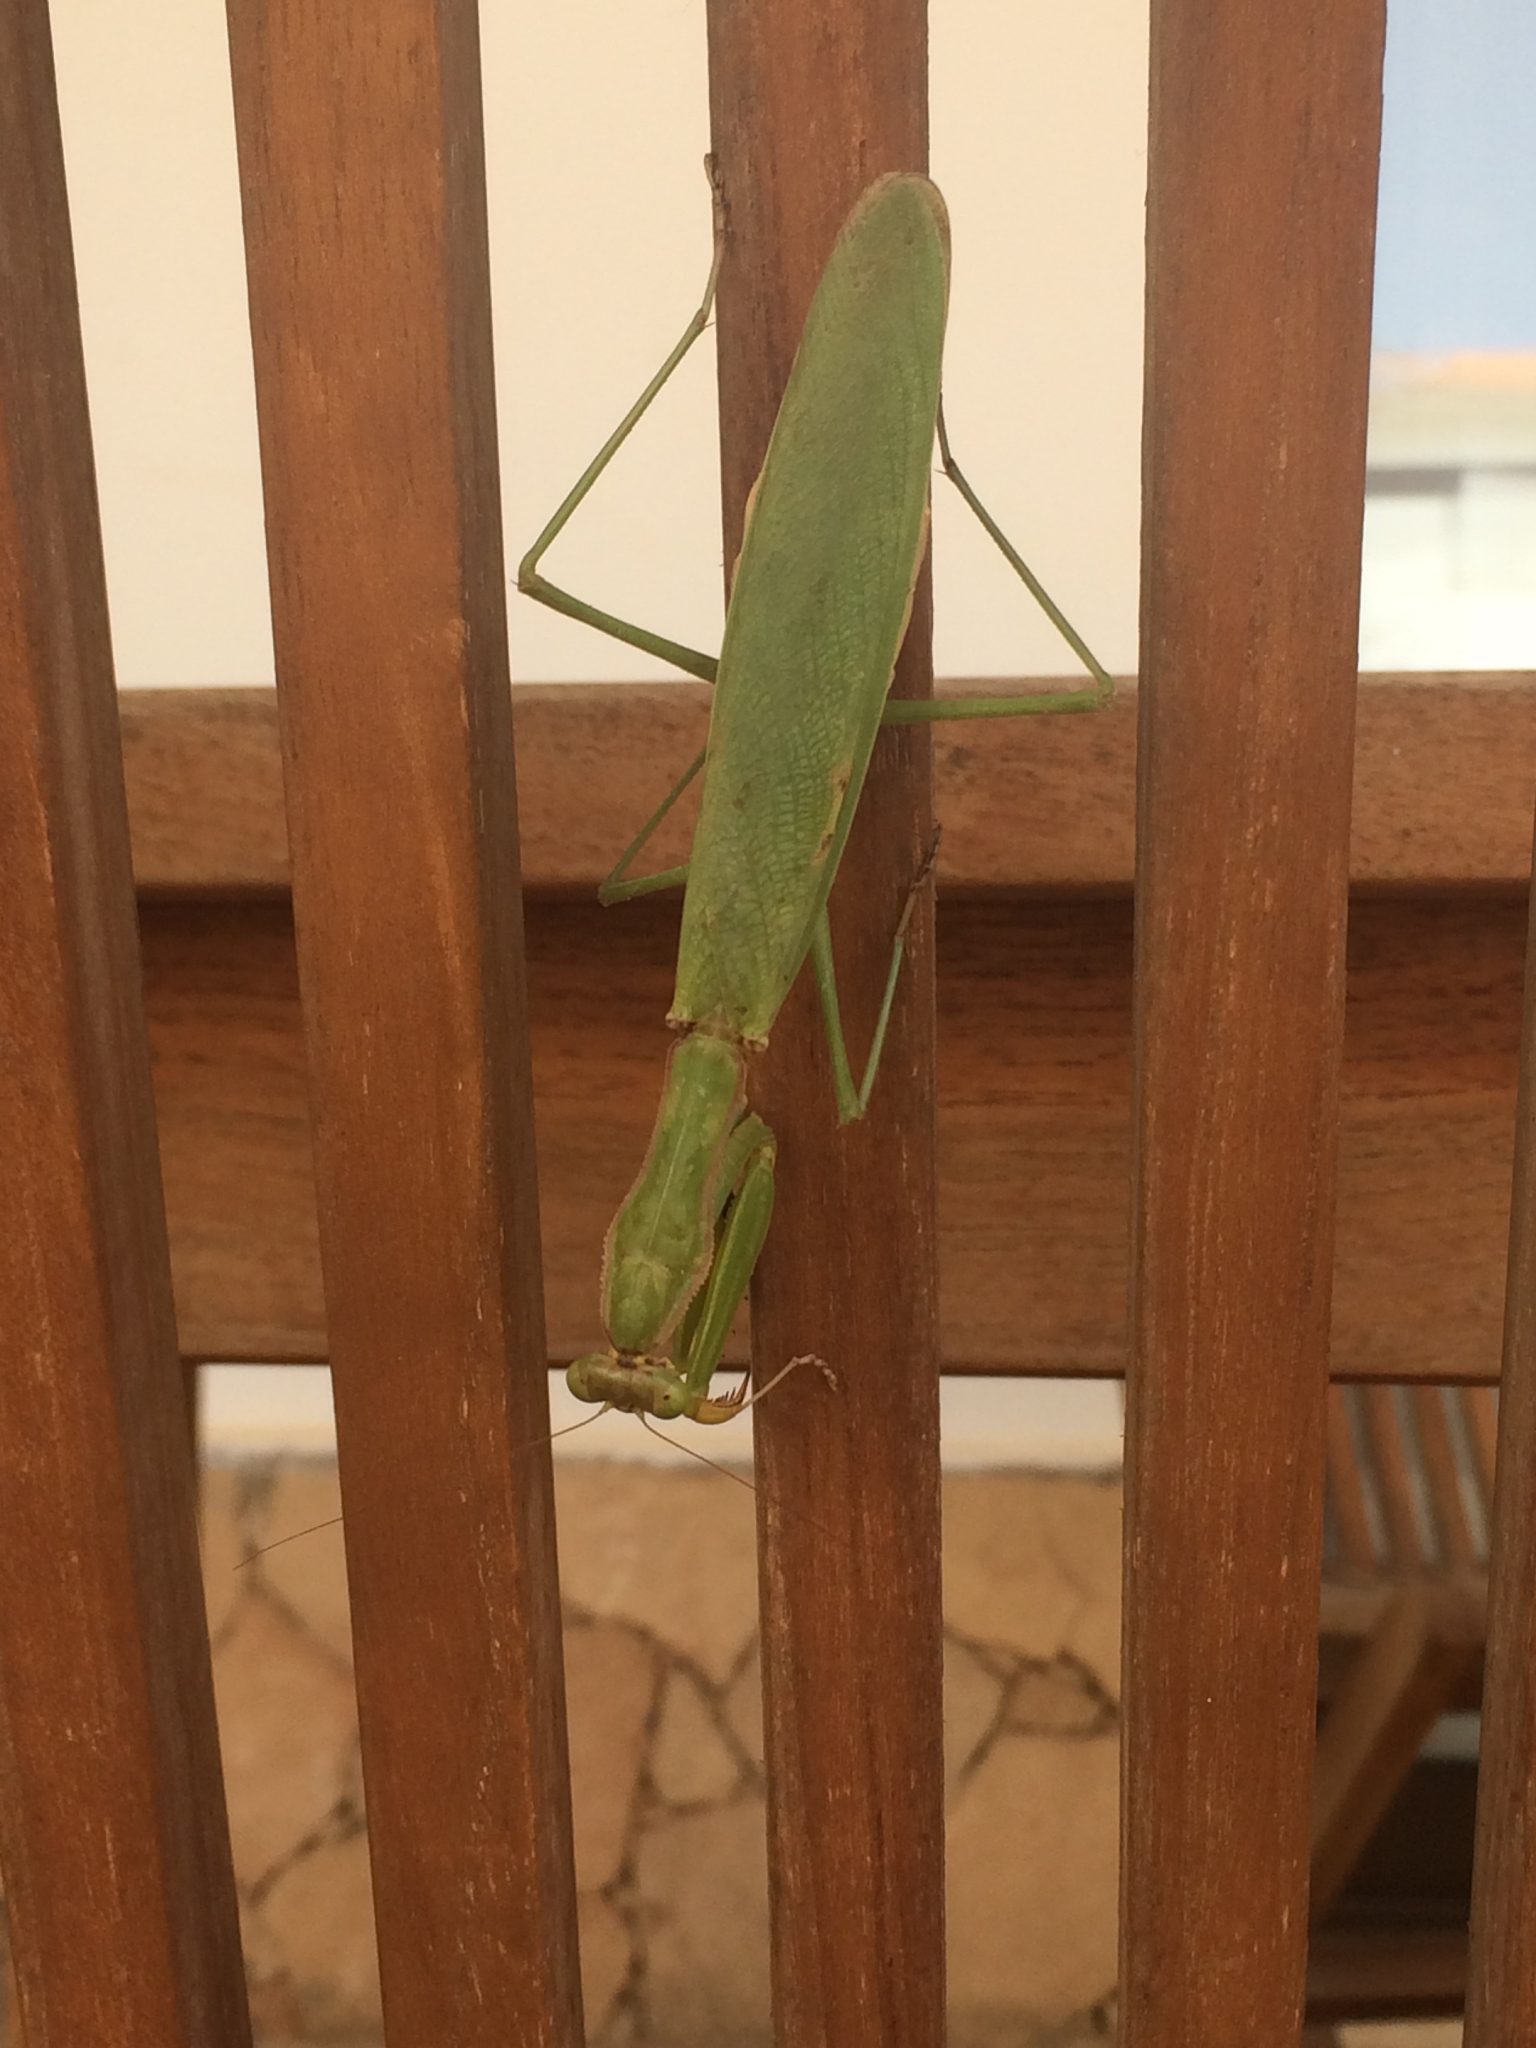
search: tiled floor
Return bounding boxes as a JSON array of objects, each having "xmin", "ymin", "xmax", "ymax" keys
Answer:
[{"xmin": 1338, "ymin": 2028, "xmax": 1462, "ymax": 2047}]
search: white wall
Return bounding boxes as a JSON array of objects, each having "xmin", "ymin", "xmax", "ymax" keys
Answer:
[
  {"xmin": 50, "ymin": 0, "xmax": 1148, "ymax": 690},
  {"xmin": 200, "ymin": 1363, "xmax": 1125, "ymax": 1473}
]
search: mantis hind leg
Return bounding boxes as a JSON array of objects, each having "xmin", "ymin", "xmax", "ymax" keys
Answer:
[
  {"xmin": 604, "ymin": 650, "xmax": 1103, "ymax": 909},
  {"xmin": 833, "ymin": 413, "xmax": 1112, "ymax": 1108},
  {"xmin": 812, "ymin": 831, "xmax": 939, "ymax": 1126},
  {"xmin": 879, "ymin": 401, "xmax": 1114, "ymax": 723},
  {"xmin": 599, "ymin": 744, "xmax": 705, "ymax": 903}
]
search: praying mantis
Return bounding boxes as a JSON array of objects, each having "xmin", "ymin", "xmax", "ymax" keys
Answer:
[{"xmin": 517, "ymin": 167, "xmax": 1111, "ymax": 1428}]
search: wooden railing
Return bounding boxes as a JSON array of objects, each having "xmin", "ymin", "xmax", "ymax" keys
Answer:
[{"xmin": 123, "ymin": 676, "xmax": 1536, "ymax": 1386}]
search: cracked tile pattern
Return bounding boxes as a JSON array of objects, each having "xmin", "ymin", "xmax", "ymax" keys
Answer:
[{"xmin": 0, "ymin": 1459, "xmax": 1132, "ymax": 2045}]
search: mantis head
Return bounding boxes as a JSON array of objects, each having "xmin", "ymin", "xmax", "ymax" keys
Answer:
[{"xmin": 567, "ymin": 1351, "xmax": 692, "ymax": 1421}]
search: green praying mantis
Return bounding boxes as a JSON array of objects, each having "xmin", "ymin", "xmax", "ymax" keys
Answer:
[{"xmin": 517, "ymin": 166, "xmax": 1111, "ymax": 1429}]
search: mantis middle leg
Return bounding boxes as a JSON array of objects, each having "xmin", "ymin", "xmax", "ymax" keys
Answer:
[{"xmin": 516, "ymin": 164, "xmax": 724, "ymax": 686}]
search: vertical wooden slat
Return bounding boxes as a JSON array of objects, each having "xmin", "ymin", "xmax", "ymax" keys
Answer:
[
  {"xmin": 227, "ymin": 7, "xmax": 582, "ymax": 2042},
  {"xmin": 1125, "ymin": 5, "xmax": 1386, "ymax": 2043},
  {"xmin": 0, "ymin": 9, "xmax": 250, "ymax": 2043},
  {"xmin": 1465, "ymin": 811, "xmax": 1536, "ymax": 2042},
  {"xmin": 705, "ymin": 10, "xmax": 942, "ymax": 2046}
]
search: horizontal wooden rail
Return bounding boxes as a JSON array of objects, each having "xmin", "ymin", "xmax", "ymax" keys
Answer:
[
  {"xmin": 121, "ymin": 674, "xmax": 1536, "ymax": 894},
  {"xmin": 124, "ymin": 681, "xmax": 1531, "ymax": 1381}
]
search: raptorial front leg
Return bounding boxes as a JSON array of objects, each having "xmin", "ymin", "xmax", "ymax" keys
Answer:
[{"xmin": 676, "ymin": 1114, "xmax": 776, "ymax": 1420}]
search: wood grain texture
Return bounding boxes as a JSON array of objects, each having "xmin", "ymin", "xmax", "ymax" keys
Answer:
[
  {"xmin": 121, "ymin": 687, "xmax": 290, "ymax": 893},
  {"xmin": 226, "ymin": 5, "xmax": 582, "ymax": 2042},
  {"xmin": 0, "ymin": 11, "xmax": 250, "ymax": 2041},
  {"xmin": 1465, "ymin": 808, "xmax": 1536, "ymax": 2044},
  {"xmin": 142, "ymin": 889, "xmax": 1527, "ymax": 1381},
  {"xmin": 705, "ymin": 10, "xmax": 944, "ymax": 2045},
  {"xmin": 1124, "ymin": 4, "xmax": 1386, "ymax": 2044},
  {"xmin": 120, "ymin": 673, "xmax": 1536, "ymax": 894}
]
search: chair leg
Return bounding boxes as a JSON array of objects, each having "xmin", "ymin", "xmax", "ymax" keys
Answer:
[{"xmin": 1310, "ymin": 1583, "xmax": 1482, "ymax": 1920}]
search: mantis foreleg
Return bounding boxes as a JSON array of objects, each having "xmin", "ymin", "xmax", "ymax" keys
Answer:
[{"xmin": 675, "ymin": 1113, "xmax": 776, "ymax": 1419}]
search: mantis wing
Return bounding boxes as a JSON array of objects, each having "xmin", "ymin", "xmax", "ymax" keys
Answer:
[{"xmin": 670, "ymin": 173, "xmax": 950, "ymax": 1046}]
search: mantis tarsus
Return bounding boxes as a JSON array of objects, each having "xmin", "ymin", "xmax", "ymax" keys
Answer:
[{"xmin": 518, "ymin": 167, "xmax": 1111, "ymax": 1427}]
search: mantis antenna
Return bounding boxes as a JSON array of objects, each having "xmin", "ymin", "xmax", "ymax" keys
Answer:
[
  {"xmin": 235, "ymin": 1361, "xmax": 838, "ymax": 1566},
  {"xmin": 639, "ymin": 1412, "xmax": 758, "ymax": 1497},
  {"xmin": 234, "ymin": 1512, "xmax": 343, "ymax": 1571},
  {"xmin": 231, "ymin": 1408, "xmax": 616, "ymax": 1571}
]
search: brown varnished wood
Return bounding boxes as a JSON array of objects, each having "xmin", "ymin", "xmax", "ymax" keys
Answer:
[
  {"xmin": 120, "ymin": 687, "xmax": 290, "ymax": 894},
  {"xmin": 1465, "ymin": 812, "xmax": 1536, "ymax": 2043},
  {"xmin": 145, "ymin": 900, "xmax": 317, "ymax": 1362},
  {"xmin": 0, "ymin": 11, "xmax": 250, "ymax": 2042},
  {"xmin": 120, "ymin": 673, "xmax": 1536, "ymax": 896},
  {"xmin": 118, "ymin": 681, "xmax": 1536, "ymax": 1388},
  {"xmin": 705, "ymin": 11, "xmax": 943, "ymax": 2045},
  {"xmin": 1124, "ymin": 4, "xmax": 1386, "ymax": 2044},
  {"xmin": 143, "ymin": 889, "xmax": 1528, "ymax": 1380},
  {"xmin": 227, "ymin": 5, "xmax": 582, "ymax": 2042}
]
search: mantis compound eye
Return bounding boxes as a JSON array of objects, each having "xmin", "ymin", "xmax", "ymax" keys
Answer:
[
  {"xmin": 566, "ymin": 1354, "xmax": 612, "ymax": 1405},
  {"xmin": 651, "ymin": 1379, "xmax": 689, "ymax": 1422}
]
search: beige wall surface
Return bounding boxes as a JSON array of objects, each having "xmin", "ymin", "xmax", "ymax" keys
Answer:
[{"xmin": 49, "ymin": 0, "xmax": 1148, "ymax": 689}]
